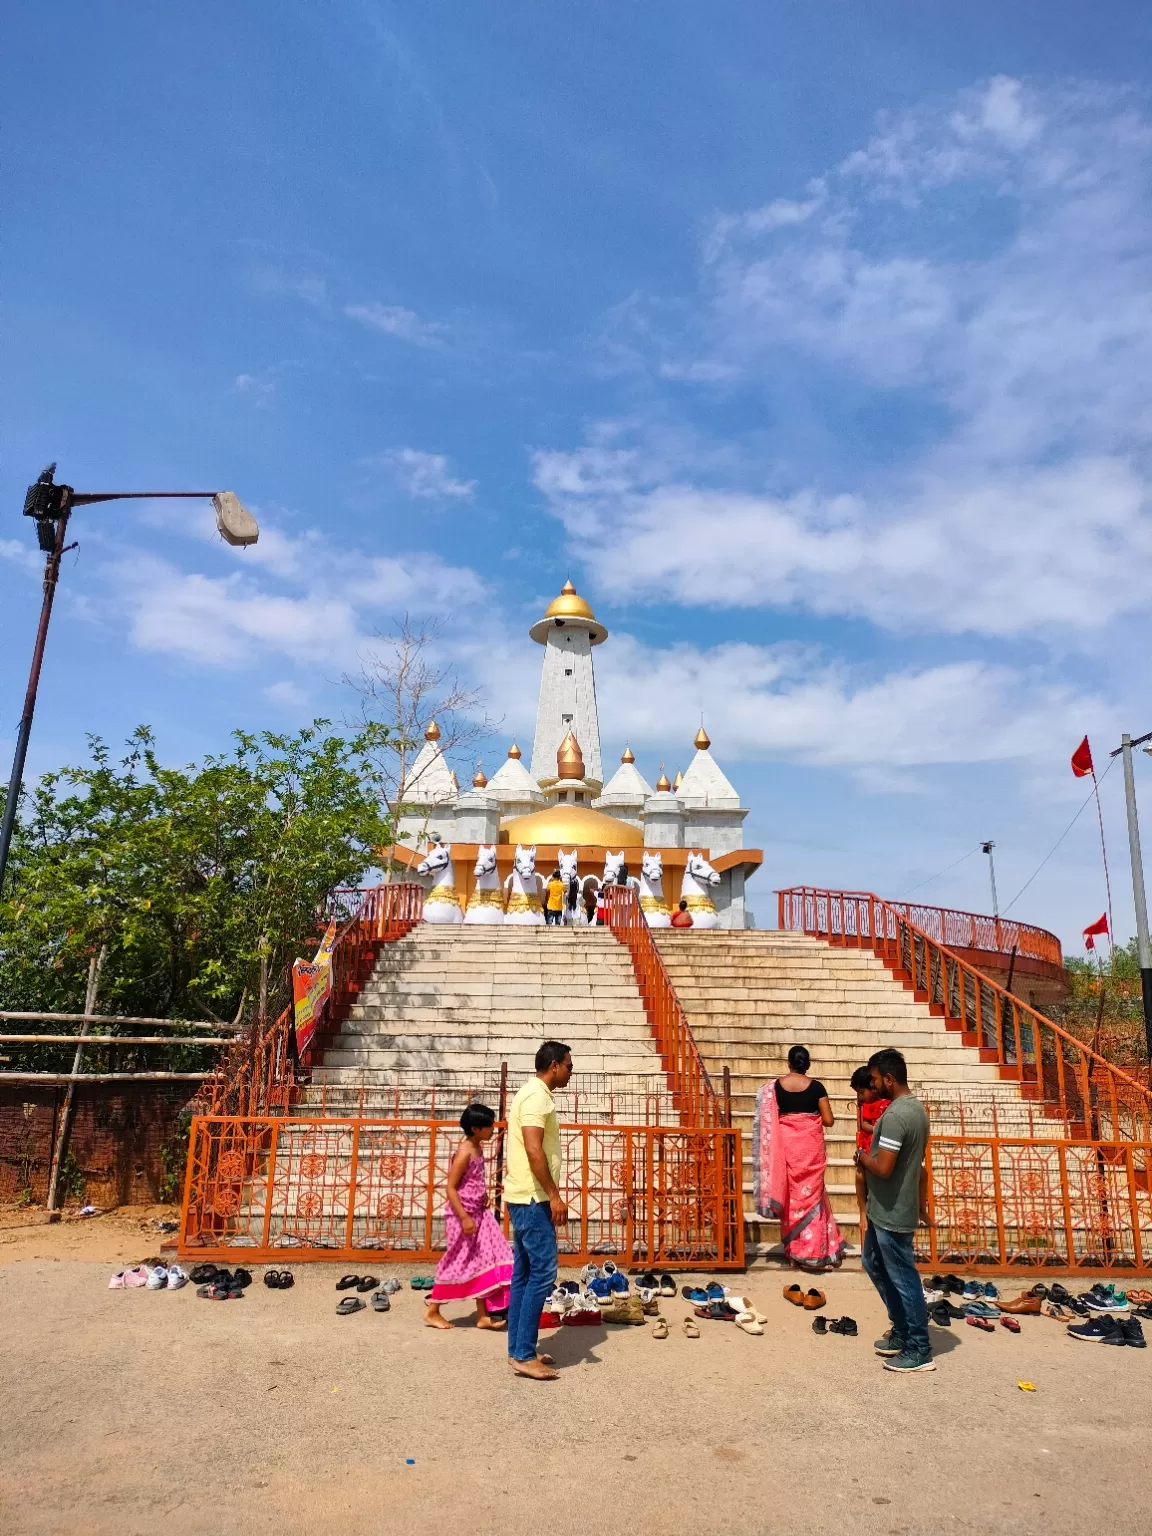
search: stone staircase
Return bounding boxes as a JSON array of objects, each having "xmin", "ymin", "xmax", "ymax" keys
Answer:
[
  {"xmin": 653, "ymin": 929, "xmax": 1033, "ymax": 1265},
  {"xmin": 301, "ymin": 925, "xmax": 675, "ymax": 1124}
]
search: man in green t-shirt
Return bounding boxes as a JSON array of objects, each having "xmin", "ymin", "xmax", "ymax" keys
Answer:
[{"xmin": 854, "ymin": 1048, "xmax": 934, "ymax": 1373}]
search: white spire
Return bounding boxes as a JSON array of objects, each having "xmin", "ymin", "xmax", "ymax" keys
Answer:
[
  {"xmin": 397, "ymin": 735, "xmax": 457, "ymax": 805},
  {"xmin": 676, "ymin": 741, "xmax": 740, "ymax": 807}
]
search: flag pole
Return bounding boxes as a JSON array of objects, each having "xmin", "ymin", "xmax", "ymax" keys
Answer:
[{"xmin": 1091, "ymin": 767, "xmax": 1115, "ymax": 965}]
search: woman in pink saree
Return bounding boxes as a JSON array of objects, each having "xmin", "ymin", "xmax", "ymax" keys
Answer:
[{"xmin": 753, "ymin": 1045, "xmax": 845, "ymax": 1271}]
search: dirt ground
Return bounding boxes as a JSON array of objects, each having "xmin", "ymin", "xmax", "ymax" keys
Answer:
[{"xmin": 2, "ymin": 1215, "xmax": 1150, "ymax": 1536}]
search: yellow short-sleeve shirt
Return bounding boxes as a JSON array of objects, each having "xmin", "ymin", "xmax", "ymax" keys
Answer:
[{"xmin": 504, "ymin": 1077, "xmax": 561, "ymax": 1204}]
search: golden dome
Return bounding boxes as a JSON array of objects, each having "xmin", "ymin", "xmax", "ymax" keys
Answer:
[
  {"xmin": 530, "ymin": 580, "xmax": 607, "ymax": 644},
  {"xmin": 543, "ymin": 579, "xmax": 596, "ymax": 622},
  {"xmin": 656, "ymin": 767, "xmax": 671, "ymax": 792},
  {"xmin": 621, "ymin": 746, "xmax": 635, "ymax": 764},
  {"xmin": 673, "ymin": 770, "xmax": 683, "ymax": 791},
  {"xmin": 508, "ymin": 742, "xmax": 522, "ymax": 760},
  {"xmin": 556, "ymin": 730, "xmax": 585, "ymax": 781},
  {"xmin": 472, "ymin": 764, "xmax": 488, "ymax": 788},
  {"xmin": 694, "ymin": 725, "xmax": 711, "ymax": 750},
  {"xmin": 500, "ymin": 803, "xmax": 643, "ymax": 848},
  {"xmin": 424, "ymin": 720, "xmax": 441, "ymax": 742}
]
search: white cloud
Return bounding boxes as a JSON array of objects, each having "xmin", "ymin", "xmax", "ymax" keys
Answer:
[
  {"xmin": 344, "ymin": 302, "xmax": 444, "ymax": 346},
  {"xmin": 265, "ymin": 680, "xmax": 310, "ymax": 709},
  {"xmin": 371, "ymin": 447, "xmax": 476, "ymax": 500},
  {"xmin": 539, "ymin": 78, "xmax": 1152, "ymax": 642}
]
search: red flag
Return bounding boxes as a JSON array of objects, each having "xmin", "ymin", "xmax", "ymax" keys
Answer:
[
  {"xmin": 1083, "ymin": 913, "xmax": 1109, "ymax": 950},
  {"xmin": 1071, "ymin": 736, "xmax": 1094, "ymax": 778}
]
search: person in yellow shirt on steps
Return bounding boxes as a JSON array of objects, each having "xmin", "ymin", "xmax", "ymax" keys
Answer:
[
  {"xmin": 505, "ymin": 1040, "xmax": 573, "ymax": 1380},
  {"xmin": 544, "ymin": 869, "xmax": 566, "ymax": 927}
]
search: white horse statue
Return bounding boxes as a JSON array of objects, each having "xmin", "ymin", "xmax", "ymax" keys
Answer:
[
  {"xmin": 464, "ymin": 844, "xmax": 504, "ymax": 925},
  {"xmin": 416, "ymin": 841, "xmax": 463, "ymax": 923},
  {"xmin": 504, "ymin": 844, "xmax": 544, "ymax": 925},
  {"xmin": 639, "ymin": 850, "xmax": 671, "ymax": 927},
  {"xmin": 680, "ymin": 850, "xmax": 721, "ymax": 929},
  {"xmin": 557, "ymin": 849, "xmax": 586, "ymax": 926}
]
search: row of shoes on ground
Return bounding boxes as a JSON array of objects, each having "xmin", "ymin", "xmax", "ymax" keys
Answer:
[
  {"xmin": 109, "ymin": 1263, "xmax": 190, "ymax": 1290},
  {"xmin": 336, "ymin": 1274, "xmax": 402, "ymax": 1314},
  {"xmin": 923, "ymin": 1276, "xmax": 1000, "ymax": 1303},
  {"xmin": 1067, "ymin": 1313, "xmax": 1146, "ymax": 1347},
  {"xmin": 196, "ymin": 1267, "xmax": 253, "ymax": 1300}
]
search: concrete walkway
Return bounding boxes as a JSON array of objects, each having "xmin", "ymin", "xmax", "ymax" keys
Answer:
[{"xmin": 1, "ymin": 1244, "xmax": 1149, "ymax": 1535}]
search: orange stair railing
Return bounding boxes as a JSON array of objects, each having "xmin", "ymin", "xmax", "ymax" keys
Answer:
[
  {"xmin": 881, "ymin": 899, "xmax": 1063, "ymax": 968},
  {"xmin": 603, "ymin": 884, "xmax": 722, "ymax": 1128},
  {"xmin": 203, "ymin": 882, "xmax": 424, "ymax": 1118},
  {"xmin": 778, "ymin": 886, "xmax": 1152, "ymax": 1141}
]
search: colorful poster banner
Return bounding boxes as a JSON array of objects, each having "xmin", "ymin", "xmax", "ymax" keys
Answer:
[{"xmin": 292, "ymin": 918, "xmax": 338, "ymax": 1056}]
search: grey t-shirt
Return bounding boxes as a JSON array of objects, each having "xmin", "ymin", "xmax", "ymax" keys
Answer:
[{"xmin": 865, "ymin": 1093, "xmax": 929, "ymax": 1233}]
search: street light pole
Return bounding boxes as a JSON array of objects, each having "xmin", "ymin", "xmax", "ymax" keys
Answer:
[
  {"xmin": 0, "ymin": 466, "xmax": 258, "ymax": 897},
  {"xmin": 1112, "ymin": 731, "xmax": 1152, "ymax": 1063},
  {"xmin": 981, "ymin": 840, "xmax": 999, "ymax": 917}
]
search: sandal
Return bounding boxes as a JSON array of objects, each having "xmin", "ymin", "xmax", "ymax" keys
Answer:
[
  {"xmin": 652, "ymin": 1317, "xmax": 669, "ymax": 1339},
  {"xmin": 337, "ymin": 1296, "xmax": 365, "ymax": 1315},
  {"xmin": 682, "ymin": 1316, "xmax": 700, "ymax": 1338},
  {"xmin": 190, "ymin": 1264, "xmax": 219, "ymax": 1285},
  {"xmin": 356, "ymin": 1275, "xmax": 378, "ymax": 1293},
  {"xmin": 336, "ymin": 1275, "xmax": 361, "ymax": 1291},
  {"xmin": 276, "ymin": 1271, "xmax": 295, "ymax": 1289},
  {"xmin": 783, "ymin": 1284, "xmax": 805, "ymax": 1306},
  {"xmin": 735, "ymin": 1310, "xmax": 763, "ymax": 1336},
  {"xmin": 802, "ymin": 1288, "xmax": 826, "ymax": 1311},
  {"xmin": 812, "ymin": 1316, "xmax": 828, "ymax": 1335},
  {"xmin": 930, "ymin": 1301, "xmax": 952, "ymax": 1327},
  {"xmin": 1001, "ymin": 1315, "xmax": 1021, "ymax": 1333},
  {"xmin": 828, "ymin": 1316, "xmax": 858, "ymax": 1336},
  {"xmin": 263, "ymin": 1271, "xmax": 282, "ymax": 1289},
  {"xmin": 372, "ymin": 1291, "xmax": 391, "ymax": 1312},
  {"xmin": 232, "ymin": 1268, "xmax": 252, "ymax": 1289},
  {"xmin": 967, "ymin": 1314, "xmax": 995, "ymax": 1332}
]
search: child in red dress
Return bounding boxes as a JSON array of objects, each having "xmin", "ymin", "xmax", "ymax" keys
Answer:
[{"xmin": 851, "ymin": 1064, "xmax": 892, "ymax": 1242}]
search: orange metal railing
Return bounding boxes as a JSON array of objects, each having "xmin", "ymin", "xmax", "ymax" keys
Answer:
[
  {"xmin": 202, "ymin": 883, "xmax": 424, "ymax": 1118},
  {"xmin": 885, "ymin": 898, "xmax": 1062, "ymax": 968},
  {"xmin": 179, "ymin": 1113, "xmax": 744, "ymax": 1269},
  {"xmin": 778, "ymin": 886, "xmax": 1152, "ymax": 1140},
  {"xmin": 603, "ymin": 884, "xmax": 723, "ymax": 1128}
]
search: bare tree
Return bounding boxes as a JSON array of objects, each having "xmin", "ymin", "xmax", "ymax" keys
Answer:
[{"xmin": 342, "ymin": 616, "xmax": 500, "ymax": 811}]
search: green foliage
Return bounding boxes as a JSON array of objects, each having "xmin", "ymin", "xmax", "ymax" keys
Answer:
[
  {"xmin": 1050, "ymin": 939, "xmax": 1148, "ymax": 1071},
  {"xmin": 158, "ymin": 1111, "xmax": 193, "ymax": 1204},
  {"xmin": 0, "ymin": 723, "xmax": 394, "ymax": 1052}
]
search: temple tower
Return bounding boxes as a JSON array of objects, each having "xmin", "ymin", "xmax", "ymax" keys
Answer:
[{"xmin": 529, "ymin": 580, "xmax": 606, "ymax": 792}]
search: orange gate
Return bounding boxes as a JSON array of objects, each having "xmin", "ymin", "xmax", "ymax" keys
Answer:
[{"xmin": 180, "ymin": 1114, "xmax": 745, "ymax": 1270}]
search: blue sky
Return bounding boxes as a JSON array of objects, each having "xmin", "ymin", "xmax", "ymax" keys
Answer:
[{"xmin": 4, "ymin": 2, "xmax": 1152, "ymax": 947}]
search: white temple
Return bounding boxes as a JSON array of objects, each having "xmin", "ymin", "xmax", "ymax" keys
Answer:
[{"xmin": 391, "ymin": 581, "xmax": 761, "ymax": 927}]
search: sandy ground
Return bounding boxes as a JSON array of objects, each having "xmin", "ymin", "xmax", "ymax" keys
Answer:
[{"xmin": 2, "ymin": 1224, "xmax": 1150, "ymax": 1536}]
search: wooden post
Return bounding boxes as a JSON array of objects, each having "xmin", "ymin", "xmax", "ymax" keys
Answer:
[
  {"xmin": 46, "ymin": 945, "xmax": 106, "ymax": 1212},
  {"xmin": 722, "ymin": 1065, "xmax": 732, "ymax": 1128}
]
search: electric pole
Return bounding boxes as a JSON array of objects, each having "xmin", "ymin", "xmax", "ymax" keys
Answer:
[{"xmin": 1111, "ymin": 731, "xmax": 1152, "ymax": 1063}]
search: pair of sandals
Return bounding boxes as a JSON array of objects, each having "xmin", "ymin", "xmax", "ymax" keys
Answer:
[
  {"xmin": 812, "ymin": 1315, "xmax": 857, "ymax": 1336},
  {"xmin": 691, "ymin": 1298, "xmax": 765, "ymax": 1335},
  {"xmin": 784, "ymin": 1284, "xmax": 826, "ymax": 1311},
  {"xmin": 338, "ymin": 1292, "xmax": 391, "ymax": 1314},
  {"xmin": 336, "ymin": 1274, "xmax": 380, "ymax": 1293},
  {"xmin": 968, "ymin": 1314, "xmax": 1020, "ymax": 1333},
  {"xmin": 409, "ymin": 1276, "xmax": 435, "ymax": 1291},
  {"xmin": 262, "ymin": 1270, "xmax": 295, "ymax": 1289},
  {"xmin": 190, "ymin": 1263, "xmax": 249, "ymax": 1287}
]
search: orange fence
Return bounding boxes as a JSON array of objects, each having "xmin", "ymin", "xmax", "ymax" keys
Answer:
[
  {"xmin": 921, "ymin": 1134, "xmax": 1152, "ymax": 1274},
  {"xmin": 202, "ymin": 883, "xmax": 425, "ymax": 1118},
  {"xmin": 887, "ymin": 898, "xmax": 1062, "ymax": 968},
  {"xmin": 778, "ymin": 886, "xmax": 1152, "ymax": 1140},
  {"xmin": 180, "ymin": 1114, "xmax": 745, "ymax": 1269},
  {"xmin": 603, "ymin": 885, "xmax": 722, "ymax": 1127}
]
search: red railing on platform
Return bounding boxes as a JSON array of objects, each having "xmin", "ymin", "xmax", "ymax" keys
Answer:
[
  {"xmin": 887, "ymin": 898, "xmax": 1062, "ymax": 969},
  {"xmin": 603, "ymin": 884, "xmax": 723, "ymax": 1128},
  {"xmin": 778, "ymin": 886, "xmax": 1152, "ymax": 1140},
  {"xmin": 202, "ymin": 883, "xmax": 424, "ymax": 1118},
  {"xmin": 179, "ymin": 1114, "xmax": 744, "ymax": 1269}
]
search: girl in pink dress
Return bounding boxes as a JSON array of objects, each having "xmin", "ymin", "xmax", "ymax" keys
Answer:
[{"xmin": 425, "ymin": 1104, "xmax": 514, "ymax": 1331}]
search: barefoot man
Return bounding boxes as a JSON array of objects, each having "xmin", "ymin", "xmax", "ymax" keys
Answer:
[{"xmin": 505, "ymin": 1040, "xmax": 573, "ymax": 1380}]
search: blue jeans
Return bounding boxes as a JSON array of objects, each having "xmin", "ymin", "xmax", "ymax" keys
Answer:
[
  {"xmin": 506, "ymin": 1201, "xmax": 559, "ymax": 1362},
  {"xmin": 862, "ymin": 1222, "xmax": 929, "ymax": 1358}
]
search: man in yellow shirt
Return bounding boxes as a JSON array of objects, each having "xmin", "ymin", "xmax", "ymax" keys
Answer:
[
  {"xmin": 544, "ymin": 870, "xmax": 566, "ymax": 926},
  {"xmin": 505, "ymin": 1040, "xmax": 573, "ymax": 1380}
]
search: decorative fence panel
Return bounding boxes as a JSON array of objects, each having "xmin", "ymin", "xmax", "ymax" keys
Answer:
[{"xmin": 180, "ymin": 1115, "xmax": 744, "ymax": 1270}]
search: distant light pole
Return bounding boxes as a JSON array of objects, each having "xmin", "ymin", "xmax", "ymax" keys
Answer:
[
  {"xmin": 0, "ymin": 465, "xmax": 259, "ymax": 896},
  {"xmin": 1110, "ymin": 731, "xmax": 1152, "ymax": 1063},
  {"xmin": 981, "ymin": 840, "xmax": 999, "ymax": 916}
]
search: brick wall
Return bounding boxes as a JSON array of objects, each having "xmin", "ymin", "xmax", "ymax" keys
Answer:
[{"xmin": 0, "ymin": 1083, "xmax": 197, "ymax": 1207}]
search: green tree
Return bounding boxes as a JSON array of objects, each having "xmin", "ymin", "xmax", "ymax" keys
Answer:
[{"xmin": 0, "ymin": 723, "xmax": 394, "ymax": 1063}]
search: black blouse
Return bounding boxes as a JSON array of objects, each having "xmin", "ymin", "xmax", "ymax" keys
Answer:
[{"xmin": 774, "ymin": 1079, "xmax": 828, "ymax": 1115}]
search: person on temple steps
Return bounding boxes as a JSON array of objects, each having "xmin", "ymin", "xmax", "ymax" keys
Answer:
[
  {"xmin": 504, "ymin": 1041, "xmax": 573, "ymax": 1381},
  {"xmin": 671, "ymin": 899, "xmax": 694, "ymax": 928},
  {"xmin": 753, "ymin": 1045, "xmax": 845, "ymax": 1271},
  {"xmin": 855, "ymin": 1048, "xmax": 934, "ymax": 1374},
  {"xmin": 544, "ymin": 869, "xmax": 565, "ymax": 927}
]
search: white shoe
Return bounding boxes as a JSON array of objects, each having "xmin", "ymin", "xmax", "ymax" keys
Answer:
[
  {"xmin": 579, "ymin": 1263, "xmax": 600, "ymax": 1287},
  {"xmin": 922, "ymin": 1288, "xmax": 943, "ymax": 1306},
  {"xmin": 166, "ymin": 1265, "xmax": 188, "ymax": 1290},
  {"xmin": 146, "ymin": 1265, "xmax": 169, "ymax": 1290}
]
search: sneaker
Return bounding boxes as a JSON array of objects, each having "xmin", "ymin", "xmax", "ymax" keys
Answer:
[
  {"xmin": 124, "ymin": 1266, "xmax": 151, "ymax": 1288},
  {"xmin": 165, "ymin": 1265, "xmax": 188, "ymax": 1290},
  {"xmin": 579, "ymin": 1263, "xmax": 600, "ymax": 1287},
  {"xmin": 874, "ymin": 1329, "xmax": 906, "ymax": 1356},
  {"xmin": 1122, "ymin": 1317, "xmax": 1147, "ymax": 1348},
  {"xmin": 608, "ymin": 1272, "xmax": 630, "ymax": 1296},
  {"xmin": 1068, "ymin": 1315, "xmax": 1122, "ymax": 1343},
  {"xmin": 146, "ymin": 1265, "xmax": 169, "ymax": 1290},
  {"xmin": 962, "ymin": 1281, "xmax": 981, "ymax": 1299},
  {"xmin": 882, "ymin": 1350, "xmax": 936, "ymax": 1373},
  {"xmin": 589, "ymin": 1275, "xmax": 614, "ymax": 1304},
  {"xmin": 982, "ymin": 1282, "xmax": 1000, "ymax": 1299},
  {"xmin": 1085, "ymin": 1288, "xmax": 1128, "ymax": 1314},
  {"xmin": 922, "ymin": 1288, "xmax": 943, "ymax": 1306}
]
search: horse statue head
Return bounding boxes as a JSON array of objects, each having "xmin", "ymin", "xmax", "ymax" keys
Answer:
[
  {"xmin": 512, "ymin": 844, "xmax": 537, "ymax": 882},
  {"xmin": 416, "ymin": 841, "xmax": 453, "ymax": 878},
  {"xmin": 603, "ymin": 850, "xmax": 627, "ymax": 885},
  {"xmin": 684, "ymin": 849, "xmax": 720, "ymax": 887},
  {"xmin": 473, "ymin": 844, "xmax": 498, "ymax": 878},
  {"xmin": 641, "ymin": 850, "xmax": 664, "ymax": 884},
  {"xmin": 558, "ymin": 848, "xmax": 579, "ymax": 885}
]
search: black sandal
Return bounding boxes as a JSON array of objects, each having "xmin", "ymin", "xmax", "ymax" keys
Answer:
[
  {"xmin": 190, "ymin": 1264, "xmax": 219, "ymax": 1285},
  {"xmin": 276, "ymin": 1271, "xmax": 294, "ymax": 1289},
  {"xmin": 263, "ymin": 1271, "xmax": 281, "ymax": 1289},
  {"xmin": 232, "ymin": 1268, "xmax": 252, "ymax": 1289},
  {"xmin": 336, "ymin": 1275, "xmax": 361, "ymax": 1291},
  {"xmin": 812, "ymin": 1316, "xmax": 828, "ymax": 1334},
  {"xmin": 356, "ymin": 1275, "xmax": 379, "ymax": 1293},
  {"xmin": 829, "ymin": 1316, "xmax": 858, "ymax": 1336}
]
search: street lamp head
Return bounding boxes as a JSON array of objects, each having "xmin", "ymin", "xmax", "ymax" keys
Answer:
[{"xmin": 213, "ymin": 491, "xmax": 259, "ymax": 547}]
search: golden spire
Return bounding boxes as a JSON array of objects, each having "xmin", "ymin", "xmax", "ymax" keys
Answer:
[
  {"xmin": 673, "ymin": 770, "xmax": 683, "ymax": 791},
  {"xmin": 561, "ymin": 577, "xmax": 577, "ymax": 594},
  {"xmin": 621, "ymin": 745, "xmax": 635, "ymax": 764},
  {"xmin": 424, "ymin": 719, "xmax": 441, "ymax": 742},
  {"xmin": 557, "ymin": 730, "xmax": 585, "ymax": 781},
  {"xmin": 694, "ymin": 725, "xmax": 711, "ymax": 750},
  {"xmin": 472, "ymin": 762, "xmax": 488, "ymax": 788},
  {"xmin": 508, "ymin": 741, "xmax": 522, "ymax": 759},
  {"xmin": 656, "ymin": 765, "xmax": 671, "ymax": 792}
]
